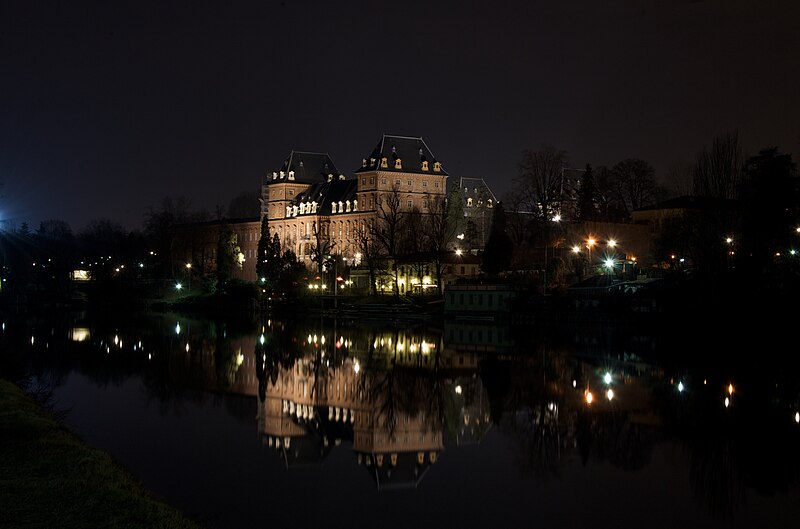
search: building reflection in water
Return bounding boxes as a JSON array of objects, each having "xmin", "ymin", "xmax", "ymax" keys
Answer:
[
  {"xmin": 251, "ymin": 322, "xmax": 477, "ymax": 490},
  {"xmin": 5, "ymin": 311, "xmax": 799, "ymax": 516}
]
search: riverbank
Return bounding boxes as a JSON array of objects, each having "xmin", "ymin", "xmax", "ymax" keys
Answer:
[{"xmin": 0, "ymin": 378, "xmax": 204, "ymax": 529}]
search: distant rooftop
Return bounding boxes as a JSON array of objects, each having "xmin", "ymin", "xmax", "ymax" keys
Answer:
[
  {"xmin": 356, "ymin": 134, "xmax": 447, "ymax": 176},
  {"xmin": 267, "ymin": 151, "xmax": 343, "ymax": 185}
]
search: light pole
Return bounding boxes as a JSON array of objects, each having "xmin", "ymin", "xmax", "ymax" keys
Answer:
[{"xmin": 185, "ymin": 263, "xmax": 192, "ymax": 291}]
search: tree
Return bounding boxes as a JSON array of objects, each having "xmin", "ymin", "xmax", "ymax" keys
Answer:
[
  {"xmin": 310, "ymin": 220, "xmax": 335, "ymax": 278},
  {"xmin": 514, "ymin": 145, "xmax": 569, "ymax": 221},
  {"xmin": 255, "ymin": 215, "xmax": 271, "ymax": 281},
  {"xmin": 577, "ymin": 164, "xmax": 598, "ymax": 221},
  {"xmin": 482, "ymin": 202, "xmax": 513, "ymax": 276},
  {"xmin": 256, "ymin": 216, "xmax": 284, "ymax": 290},
  {"xmin": 78, "ymin": 218, "xmax": 133, "ymax": 281},
  {"xmin": 216, "ymin": 225, "xmax": 241, "ymax": 283},
  {"xmin": 144, "ymin": 195, "xmax": 208, "ymax": 279},
  {"xmin": 425, "ymin": 193, "xmax": 458, "ymax": 295},
  {"xmin": 446, "ymin": 183, "xmax": 465, "ymax": 242},
  {"xmin": 227, "ymin": 190, "xmax": 261, "ymax": 219},
  {"xmin": 693, "ymin": 131, "xmax": 744, "ymax": 201},
  {"xmin": 738, "ymin": 147, "xmax": 798, "ymax": 275},
  {"xmin": 354, "ymin": 219, "xmax": 383, "ymax": 296},
  {"xmin": 375, "ymin": 185, "xmax": 405, "ymax": 296},
  {"xmin": 610, "ymin": 158, "xmax": 657, "ymax": 218},
  {"xmin": 34, "ymin": 219, "xmax": 76, "ymax": 290},
  {"xmin": 594, "ymin": 165, "xmax": 628, "ymax": 222}
]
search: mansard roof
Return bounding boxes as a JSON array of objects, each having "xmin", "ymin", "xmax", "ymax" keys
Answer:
[
  {"xmin": 267, "ymin": 151, "xmax": 343, "ymax": 185},
  {"xmin": 456, "ymin": 177, "xmax": 498, "ymax": 202},
  {"xmin": 290, "ymin": 178, "xmax": 358, "ymax": 217},
  {"xmin": 356, "ymin": 134, "xmax": 447, "ymax": 176}
]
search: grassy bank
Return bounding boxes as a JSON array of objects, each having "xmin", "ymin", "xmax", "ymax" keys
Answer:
[{"xmin": 0, "ymin": 378, "xmax": 204, "ymax": 529}]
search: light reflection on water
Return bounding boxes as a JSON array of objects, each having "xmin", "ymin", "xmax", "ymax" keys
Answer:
[{"xmin": 2, "ymin": 309, "xmax": 800, "ymax": 529}]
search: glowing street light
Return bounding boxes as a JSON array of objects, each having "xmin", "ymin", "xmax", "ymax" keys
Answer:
[{"xmin": 603, "ymin": 372, "xmax": 612, "ymax": 385}]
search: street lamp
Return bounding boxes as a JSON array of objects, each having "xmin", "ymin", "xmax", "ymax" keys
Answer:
[
  {"xmin": 185, "ymin": 263, "xmax": 192, "ymax": 291},
  {"xmin": 586, "ymin": 238, "xmax": 596, "ymax": 272}
]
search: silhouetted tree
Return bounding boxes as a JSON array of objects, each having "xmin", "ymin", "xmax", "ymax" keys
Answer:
[
  {"xmin": 594, "ymin": 165, "xmax": 629, "ymax": 222},
  {"xmin": 310, "ymin": 219, "xmax": 335, "ymax": 278},
  {"xmin": 738, "ymin": 147, "xmax": 798, "ymax": 276},
  {"xmin": 610, "ymin": 158, "xmax": 657, "ymax": 218},
  {"xmin": 375, "ymin": 184, "xmax": 404, "ymax": 295},
  {"xmin": 144, "ymin": 196, "xmax": 208, "ymax": 279},
  {"xmin": 577, "ymin": 164, "xmax": 598, "ymax": 221},
  {"xmin": 226, "ymin": 190, "xmax": 260, "ymax": 219},
  {"xmin": 426, "ymin": 193, "xmax": 458, "ymax": 295},
  {"xmin": 693, "ymin": 131, "xmax": 744, "ymax": 201},
  {"xmin": 482, "ymin": 202, "xmax": 513, "ymax": 276},
  {"xmin": 515, "ymin": 145, "xmax": 569, "ymax": 221},
  {"xmin": 354, "ymin": 219, "xmax": 383, "ymax": 296},
  {"xmin": 216, "ymin": 225, "xmax": 241, "ymax": 283}
]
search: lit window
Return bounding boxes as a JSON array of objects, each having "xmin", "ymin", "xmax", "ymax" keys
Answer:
[
  {"xmin": 422, "ymin": 161, "xmax": 429, "ymax": 171},
  {"xmin": 380, "ymin": 157, "xmax": 388, "ymax": 168},
  {"xmin": 394, "ymin": 158, "xmax": 402, "ymax": 169}
]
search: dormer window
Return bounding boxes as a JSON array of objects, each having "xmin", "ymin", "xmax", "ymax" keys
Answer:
[
  {"xmin": 421, "ymin": 161, "xmax": 429, "ymax": 171},
  {"xmin": 280, "ymin": 171, "xmax": 285, "ymax": 179},
  {"xmin": 362, "ymin": 158, "xmax": 367, "ymax": 168},
  {"xmin": 467, "ymin": 198, "xmax": 473, "ymax": 207},
  {"xmin": 434, "ymin": 161, "xmax": 442, "ymax": 172},
  {"xmin": 311, "ymin": 201, "xmax": 317, "ymax": 213},
  {"xmin": 338, "ymin": 201, "xmax": 343, "ymax": 212},
  {"xmin": 331, "ymin": 202, "xmax": 337, "ymax": 214},
  {"xmin": 487, "ymin": 199, "xmax": 493, "ymax": 208},
  {"xmin": 394, "ymin": 158, "xmax": 402, "ymax": 169},
  {"xmin": 353, "ymin": 199, "xmax": 358, "ymax": 211},
  {"xmin": 327, "ymin": 174, "xmax": 333, "ymax": 182},
  {"xmin": 339, "ymin": 174, "xmax": 345, "ymax": 180},
  {"xmin": 299, "ymin": 203, "xmax": 306, "ymax": 214},
  {"xmin": 286, "ymin": 206, "xmax": 291, "ymax": 217},
  {"xmin": 272, "ymin": 172, "xmax": 278, "ymax": 179},
  {"xmin": 346, "ymin": 200, "xmax": 351, "ymax": 212},
  {"xmin": 288, "ymin": 171, "xmax": 295, "ymax": 180},
  {"xmin": 370, "ymin": 157, "xmax": 376, "ymax": 166},
  {"xmin": 380, "ymin": 157, "xmax": 388, "ymax": 168},
  {"xmin": 292, "ymin": 205, "xmax": 299, "ymax": 216}
]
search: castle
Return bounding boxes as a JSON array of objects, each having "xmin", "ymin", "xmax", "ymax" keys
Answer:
[{"xmin": 175, "ymin": 134, "xmax": 488, "ymax": 288}]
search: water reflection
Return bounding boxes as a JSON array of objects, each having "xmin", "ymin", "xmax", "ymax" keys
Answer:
[{"xmin": 1, "ymin": 309, "xmax": 799, "ymax": 522}]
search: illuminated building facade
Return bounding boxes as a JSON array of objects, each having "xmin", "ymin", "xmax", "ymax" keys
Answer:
[{"xmin": 261, "ymin": 134, "xmax": 448, "ymax": 268}]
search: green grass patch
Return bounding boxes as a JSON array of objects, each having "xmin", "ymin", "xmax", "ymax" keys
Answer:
[{"xmin": 0, "ymin": 379, "xmax": 204, "ymax": 529}]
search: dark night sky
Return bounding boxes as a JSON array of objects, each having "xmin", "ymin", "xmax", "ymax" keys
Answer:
[{"xmin": 2, "ymin": 0, "xmax": 799, "ymax": 232}]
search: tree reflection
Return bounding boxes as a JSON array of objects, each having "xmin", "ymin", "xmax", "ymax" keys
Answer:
[{"xmin": 5, "ymin": 308, "xmax": 800, "ymax": 514}]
